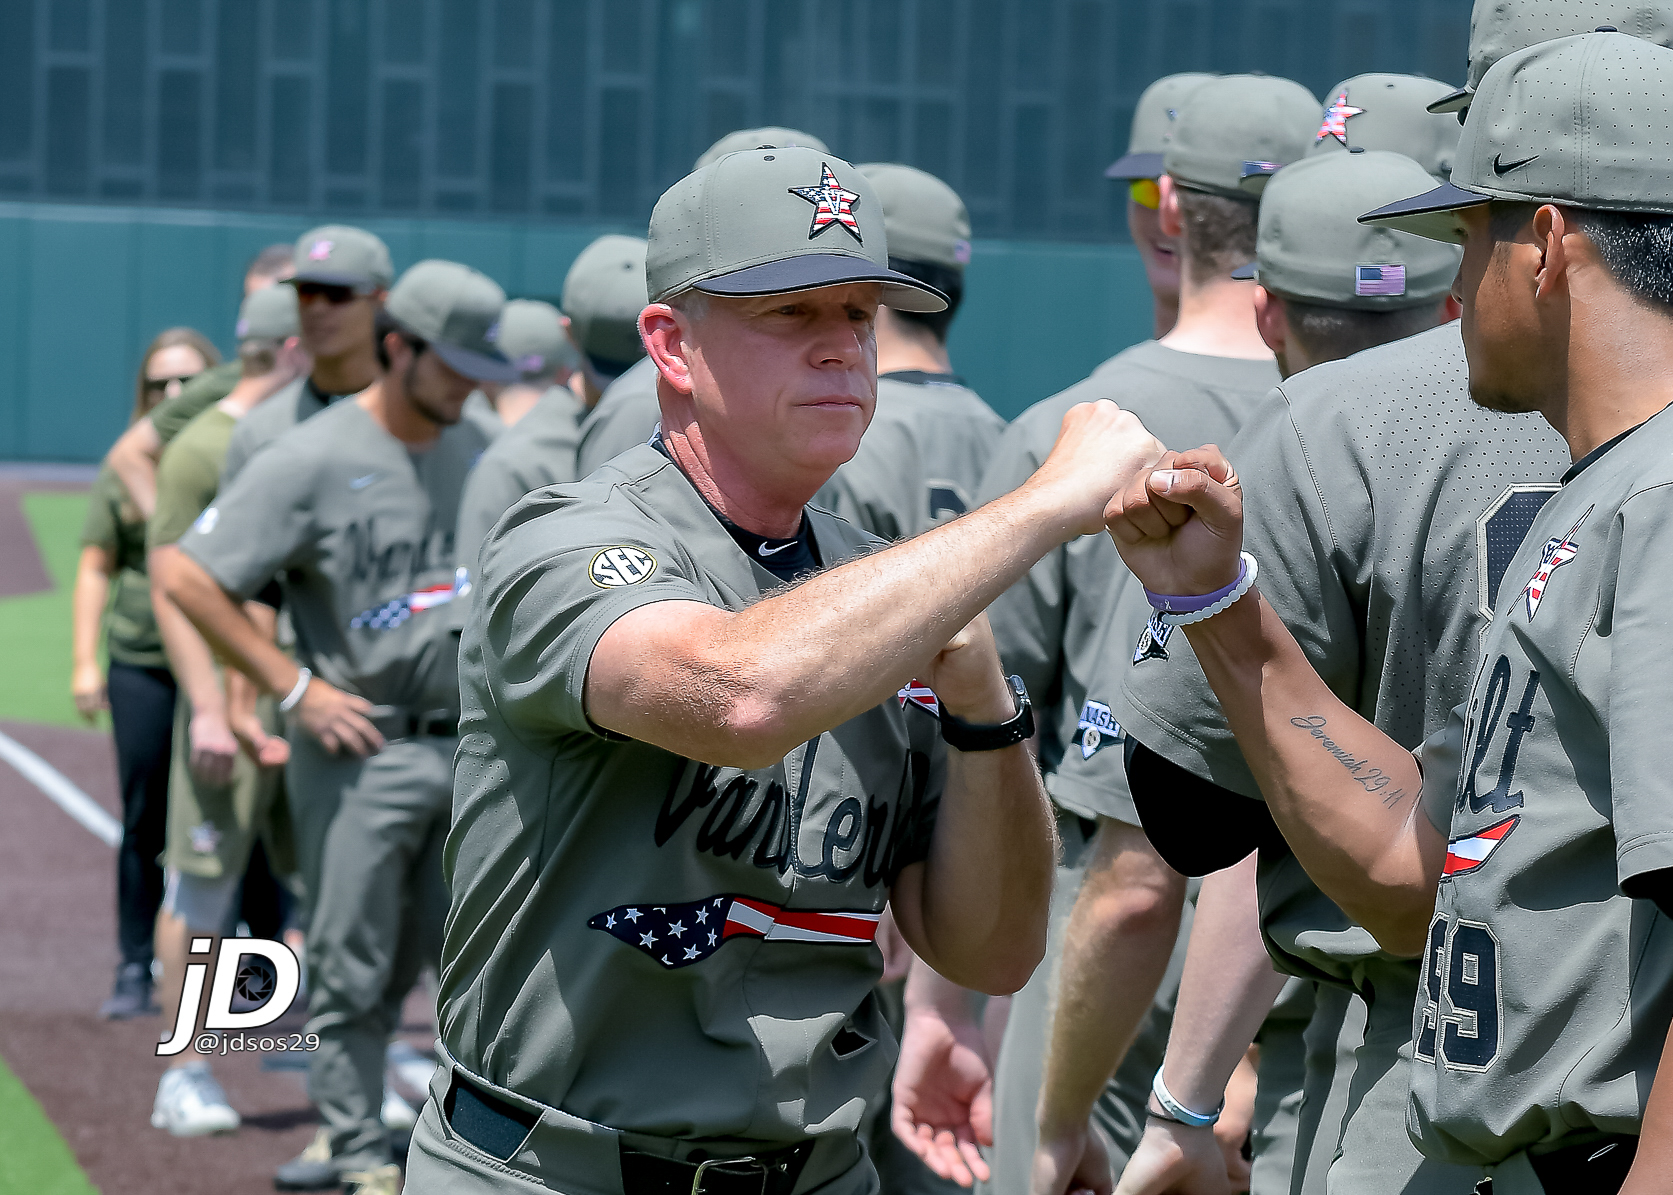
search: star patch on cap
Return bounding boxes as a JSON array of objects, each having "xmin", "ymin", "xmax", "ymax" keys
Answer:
[
  {"xmin": 308, "ymin": 239, "xmax": 334, "ymax": 260},
  {"xmin": 789, "ymin": 163, "xmax": 863, "ymax": 243},
  {"xmin": 1317, "ymin": 90, "xmax": 1366, "ymax": 145}
]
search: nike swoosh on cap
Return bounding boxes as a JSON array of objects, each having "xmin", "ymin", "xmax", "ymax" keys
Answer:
[
  {"xmin": 758, "ymin": 541, "xmax": 794, "ymax": 556},
  {"xmin": 1492, "ymin": 153, "xmax": 1539, "ymax": 176}
]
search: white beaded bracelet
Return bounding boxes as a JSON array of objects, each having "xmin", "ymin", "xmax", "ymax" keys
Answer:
[
  {"xmin": 1157, "ymin": 553, "xmax": 1260, "ymax": 627},
  {"xmin": 1152, "ymin": 1067, "xmax": 1222, "ymax": 1127},
  {"xmin": 279, "ymin": 667, "xmax": 312, "ymax": 713}
]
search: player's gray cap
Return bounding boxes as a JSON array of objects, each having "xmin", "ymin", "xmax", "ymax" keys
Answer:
[
  {"xmin": 385, "ymin": 259, "xmax": 517, "ymax": 383},
  {"xmin": 646, "ymin": 146, "xmax": 947, "ymax": 312},
  {"xmin": 1429, "ymin": 0, "xmax": 1673, "ymax": 113},
  {"xmin": 1231, "ymin": 151, "xmax": 1461, "ymax": 310},
  {"xmin": 562, "ymin": 234, "xmax": 649, "ymax": 366},
  {"xmin": 1304, "ymin": 74, "xmax": 1462, "ymax": 180},
  {"xmin": 1164, "ymin": 75, "xmax": 1322, "ymax": 198},
  {"xmin": 494, "ymin": 299, "xmax": 577, "ymax": 380},
  {"xmin": 1363, "ymin": 33, "xmax": 1673, "ymax": 243},
  {"xmin": 857, "ymin": 163, "xmax": 972, "ymax": 272},
  {"xmin": 1105, "ymin": 73, "xmax": 1217, "ymax": 179},
  {"xmin": 694, "ymin": 126, "xmax": 830, "ymax": 170},
  {"xmin": 289, "ymin": 224, "xmax": 393, "ymax": 289},
  {"xmin": 235, "ymin": 283, "xmax": 300, "ymax": 341}
]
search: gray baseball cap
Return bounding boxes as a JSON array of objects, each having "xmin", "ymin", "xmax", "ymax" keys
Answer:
[
  {"xmin": 1164, "ymin": 75, "xmax": 1322, "ymax": 198},
  {"xmin": 646, "ymin": 146, "xmax": 947, "ymax": 312},
  {"xmin": 384, "ymin": 259, "xmax": 516, "ymax": 383},
  {"xmin": 1362, "ymin": 33, "xmax": 1673, "ymax": 242},
  {"xmin": 857, "ymin": 163, "xmax": 972, "ymax": 272},
  {"xmin": 235, "ymin": 283, "xmax": 300, "ymax": 341},
  {"xmin": 1429, "ymin": 0, "xmax": 1673, "ymax": 113},
  {"xmin": 694, "ymin": 127, "xmax": 830, "ymax": 171},
  {"xmin": 495, "ymin": 299, "xmax": 577, "ymax": 380},
  {"xmin": 289, "ymin": 224, "xmax": 394, "ymax": 289},
  {"xmin": 1304, "ymin": 74, "xmax": 1462, "ymax": 179},
  {"xmin": 562, "ymin": 234, "xmax": 649, "ymax": 367},
  {"xmin": 1106, "ymin": 73, "xmax": 1218, "ymax": 179},
  {"xmin": 1231, "ymin": 151, "xmax": 1461, "ymax": 310}
]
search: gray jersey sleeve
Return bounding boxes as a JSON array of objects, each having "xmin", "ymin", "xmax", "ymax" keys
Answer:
[
  {"xmin": 471, "ymin": 488, "xmax": 709, "ymax": 743},
  {"xmin": 575, "ymin": 358, "xmax": 660, "ymax": 477},
  {"xmin": 181, "ymin": 437, "xmax": 319, "ymax": 599},
  {"xmin": 1115, "ymin": 389, "xmax": 1367, "ymax": 800}
]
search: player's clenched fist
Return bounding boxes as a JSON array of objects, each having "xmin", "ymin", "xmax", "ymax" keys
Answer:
[
  {"xmin": 1027, "ymin": 401, "xmax": 1168, "ymax": 538},
  {"xmin": 1104, "ymin": 446, "xmax": 1244, "ymax": 598}
]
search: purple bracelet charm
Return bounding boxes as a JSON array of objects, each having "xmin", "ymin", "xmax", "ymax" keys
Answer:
[{"xmin": 1143, "ymin": 553, "xmax": 1260, "ymax": 627}]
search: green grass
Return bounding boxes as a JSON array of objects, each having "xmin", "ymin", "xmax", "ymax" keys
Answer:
[
  {"xmin": 0, "ymin": 1054, "xmax": 99, "ymax": 1194},
  {"xmin": 0, "ymin": 492, "xmax": 100, "ymax": 729}
]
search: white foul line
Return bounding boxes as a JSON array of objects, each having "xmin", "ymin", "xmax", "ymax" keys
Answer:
[{"xmin": 0, "ymin": 728, "xmax": 121, "ymax": 847}]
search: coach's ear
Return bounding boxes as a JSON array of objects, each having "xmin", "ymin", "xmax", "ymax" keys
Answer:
[{"xmin": 1253, "ymin": 286, "xmax": 1288, "ymax": 360}]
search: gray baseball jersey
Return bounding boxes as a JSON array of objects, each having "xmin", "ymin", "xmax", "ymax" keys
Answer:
[
  {"xmin": 454, "ymin": 385, "xmax": 584, "ymax": 570},
  {"xmin": 1113, "ymin": 323, "xmax": 1568, "ymax": 992},
  {"xmin": 814, "ymin": 371, "xmax": 1006, "ymax": 541},
  {"xmin": 181, "ymin": 399, "xmax": 488, "ymax": 712},
  {"xmin": 438, "ymin": 443, "xmax": 946, "ymax": 1161},
  {"xmin": 574, "ymin": 355, "xmax": 660, "ymax": 478},
  {"xmin": 980, "ymin": 341, "xmax": 1279, "ymax": 819},
  {"xmin": 219, "ymin": 376, "xmax": 323, "ymax": 484},
  {"xmin": 1410, "ymin": 403, "xmax": 1673, "ymax": 1166}
]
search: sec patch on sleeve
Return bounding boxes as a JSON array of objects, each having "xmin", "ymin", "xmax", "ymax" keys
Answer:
[{"xmin": 589, "ymin": 546, "xmax": 657, "ymax": 588}]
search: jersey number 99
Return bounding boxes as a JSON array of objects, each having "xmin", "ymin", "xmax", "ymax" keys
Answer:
[{"xmin": 1415, "ymin": 914, "xmax": 1502, "ymax": 1071}]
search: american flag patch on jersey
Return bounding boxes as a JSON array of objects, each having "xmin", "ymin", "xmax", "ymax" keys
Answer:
[
  {"xmin": 1521, "ymin": 507, "xmax": 1591, "ymax": 620},
  {"xmin": 1442, "ymin": 815, "xmax": 1518, "ymax": 877},
  {"xmin": 588, "ymin": 895, "xmax": 881, "ymax": 969},
  {"xmin": 897, "ymin": 680, "xmax": 940, "ymax": 716},
  {"xmin": 348, "ymin": 566, "xmax": 470, "ymax": 630},
  {"xmin": 1355, "ymin": 264, "xmax": 1407, "ymax": 297}
]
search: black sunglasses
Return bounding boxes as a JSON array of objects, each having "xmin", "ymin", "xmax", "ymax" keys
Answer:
[
  {"xmin": 144, "ymin": 374, "xmax": 197, "ymax": 392},
  {"xmin": 294, "ymin": 281, "xmax": 370, "ymax": 305}
]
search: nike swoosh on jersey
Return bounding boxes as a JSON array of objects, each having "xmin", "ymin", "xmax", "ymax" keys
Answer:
[
  {"xmin": 1442, "ymin": 815, "xmax": 1519, "ymax": 877},
  {"xmin": 349, "ymin": 473, "xmax": 380, "ymax": 490},
  {"xmin": 757, "ymin": 541, "xmax": 795, "ymax": 556}
]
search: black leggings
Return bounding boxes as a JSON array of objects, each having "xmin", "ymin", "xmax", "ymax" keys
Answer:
[{"xmin": 106, "ymin": 662, "xmax": 176, "ymax": 969}]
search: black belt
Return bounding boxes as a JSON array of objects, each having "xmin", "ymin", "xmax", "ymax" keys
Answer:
[
  {"xmin": 370, "ymin": 708, "xmax": 457, "ymax": 739},
  {"xmin": 444, "ymin": 1073, "xmax": 813, "ymax": 1194}
]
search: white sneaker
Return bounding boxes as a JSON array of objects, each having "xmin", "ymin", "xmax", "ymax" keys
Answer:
[
  {"xmin": 151, "ymin": 1062, "xmax": 241, "ymax": 1137},
  {"xmin": 380, "ymin": 1088, "xmax": 417, "ymax": 1132}
]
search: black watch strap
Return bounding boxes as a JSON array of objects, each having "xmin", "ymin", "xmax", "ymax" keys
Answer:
[{"xmin": 938, "ymin": 675, "xmax": 1034, "ymax": 752}]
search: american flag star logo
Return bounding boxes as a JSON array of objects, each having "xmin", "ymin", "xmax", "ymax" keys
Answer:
[
  {"xmin": 588, "ymin": 895, "xmax": 881, "ymax": 969},
  {"xmin": 1442, "ymin": 815, "xmax": 1518, "ymax": 878},
  {"xmin": 1317, "ymin": 90, "xmax": 1366, "ymax": 144},
  {"xmin": 1520, "ymin": 507, "xmax": 1592, "ymax": 620},
  {"xmin": 788, "ymin": 164, "xmax": 863, "ymax": 243},
  {"xmin": 897, "ymin": 679, "xmax": 940, "ymax": 717},
  {"xmin": 348, "ymin": 567, "xmax": 470, "ymax": 631},
  {"xmin": 308, "ymin": 239, "xmax": 334, "ymax": 260}
]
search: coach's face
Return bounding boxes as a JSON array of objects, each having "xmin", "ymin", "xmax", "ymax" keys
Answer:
[
  {"xmin": 653, "ymin": 283, "xmax": 880, "ymax": 489},
  {"xmin": 1458, "ymin": 204, "xmax": 1555, "ymax": 415}
]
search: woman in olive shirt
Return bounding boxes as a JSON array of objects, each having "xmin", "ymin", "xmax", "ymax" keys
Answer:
[{"xmin": 72, "ymin": 328, "xmax": 217, "ymax": 1020}]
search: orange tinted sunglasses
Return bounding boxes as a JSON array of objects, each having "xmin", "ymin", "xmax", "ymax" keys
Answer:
[{"xmin": 1128, "ymin": 178, "xmax": 1161, "ymax": 210}]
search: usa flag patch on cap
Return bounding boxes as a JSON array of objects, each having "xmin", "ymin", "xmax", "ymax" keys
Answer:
[{"xmin": 1355, "ymin": 264, "xmax": 1407, "ymax": 297}]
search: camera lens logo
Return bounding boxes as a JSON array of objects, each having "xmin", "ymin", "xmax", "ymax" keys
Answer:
[{"xmin": 233, "ymin": 958, "xmax": 275, "ymax": 1006}]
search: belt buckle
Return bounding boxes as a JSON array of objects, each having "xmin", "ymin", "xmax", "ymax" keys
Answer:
[{"xmin": 690, "ymin": 1155, "xmax": 763, "ymax": 1195}]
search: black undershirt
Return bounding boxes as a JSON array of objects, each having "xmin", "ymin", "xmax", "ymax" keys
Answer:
[
  {"xmin": 880, "ymin": 369, "xmax": 967, "ymax": 387},
  {"xmin": 650, "ymin": 435, "xmax": 822, "ymax": 581}
]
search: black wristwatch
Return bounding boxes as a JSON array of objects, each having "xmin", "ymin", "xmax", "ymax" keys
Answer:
[{"xmin": 938, "ymin": 674, "xmax": 1034, "ymax": 752}]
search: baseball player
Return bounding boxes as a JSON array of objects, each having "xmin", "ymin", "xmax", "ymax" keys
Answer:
[
  {"xmin": 104, "ymin": 243, "xmax": 295, "ymax": 518},
  {"xmin": 1108, "ymin": 150, "xmax": 1523, "ymax": 1195},
  {"xmin": 160, "ymin": 260, "xmax": 514, "ymax": 1194},
  {"xmin": 574, "ymin": 129, "xmax": 826, "ymax": 478},
  {"xmin": 813, "ymin": 163, "xmax": 1004, "ymax": 541},
  {"xmin": 220, "ymin": 225, "xmax": 392, "ymax": 484},
  {"xmin": 1103, "ymin": 74, "xmax": 1216, "ymax": 339},
  {"xmin": 146, "ymin": 282, "xmax": 308, "ymax": 1137},
  {"xmin": 900, "ymin": 75, "xmax": 1318, "ymax": 1195},
  {"xmin": 1106, "ymin": 32, "xmax": 1673, "ymax": 1194},
  {"xmin": 1305, "ymin": 74, "xmax": 1460, "ymax": 177},
  {"xmin": 401, "ymin": 146, "xmax": 1160, "ymax": 1195},
  {"xmin": 558, "ymin": 234, "xmax": 650, "ymax": 413},
  {"xmin": 477, "ymin": 300, "xmax": 579, "ymax": 428}
]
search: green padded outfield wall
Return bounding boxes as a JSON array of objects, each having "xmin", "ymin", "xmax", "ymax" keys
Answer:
[{"xmin": 0, "ymin": 200, "xmax": 1157, "ymax": 462}]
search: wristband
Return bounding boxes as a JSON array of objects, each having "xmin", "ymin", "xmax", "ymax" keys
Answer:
[
  {"xmin": 1151, "ymin": 1067, "xmax": 1221, "ymax": 1127},
  {"xmin": 279, "ymin": 667, "xmax": 312, "ymax": 714},
  {"xmin": 1144, "ymin": 553, "xmax": 1259, "ymax": 627}
]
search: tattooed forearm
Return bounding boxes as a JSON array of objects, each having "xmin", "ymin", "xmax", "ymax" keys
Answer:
[{"xmin": 1289, "ymin": 715, "xmax": 1410, "ymax": 809}]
